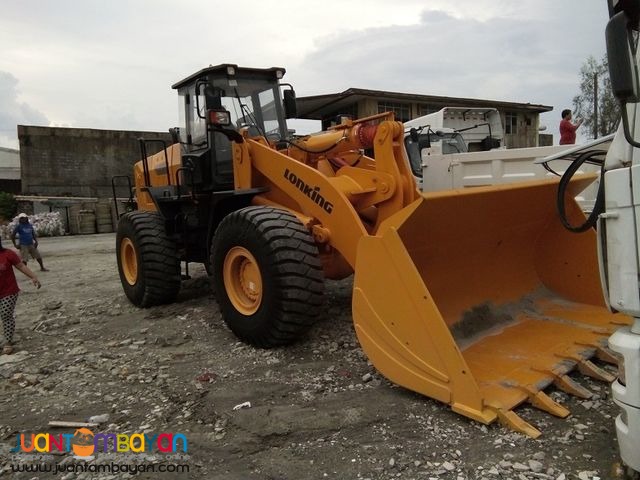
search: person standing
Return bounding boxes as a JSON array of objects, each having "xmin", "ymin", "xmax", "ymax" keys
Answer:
[
  {"xmin": 11, "ymin": 213, "xmax": 49, "ymax": 271},
  {"xmin": 559, "ymin": 109, "xmax": 584, "ymax": 145},
  {"xmin": 0, "ymin": 237, "xmax": 40, "ymax": 354}
]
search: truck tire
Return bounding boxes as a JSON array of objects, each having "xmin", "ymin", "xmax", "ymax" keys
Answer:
[
  {"xmin": 211, "ymin": 206, "xmax": 324, "ymax": 347},
  {"xmin": 116, "ymin": 211, "xmax": 181, "ymax": 307}
]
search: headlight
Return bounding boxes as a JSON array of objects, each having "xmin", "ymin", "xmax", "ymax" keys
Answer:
[{"xmin": 207, "ymin": 109, "xmax": 231, "ymax": 127}]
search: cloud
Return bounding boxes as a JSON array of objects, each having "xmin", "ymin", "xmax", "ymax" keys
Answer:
[
  {"xmin": 0, "ymin": 71, "xmax": 49, "ymax": 148},
  {"xmin": 294, "ymin": 4, "xmax": 605, "ymax": 97},
  {"xmin": 289, "ymin": 1, "xmax": 608, "ymax": 144},
  {"xmin": 0, "ymin": 0, "xmax": 609, "ymax": 146}
]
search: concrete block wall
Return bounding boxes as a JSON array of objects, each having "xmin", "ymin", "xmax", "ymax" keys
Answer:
[{"xmin": 18, "ymin": 126, "xmax": 173, "ymax": 198}]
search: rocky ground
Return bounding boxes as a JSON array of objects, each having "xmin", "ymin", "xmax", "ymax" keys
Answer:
[{"xmin": 0, "ymin": 233, "xmax": 635, "ymax": 479}]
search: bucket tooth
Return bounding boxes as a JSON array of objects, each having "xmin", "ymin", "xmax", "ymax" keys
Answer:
[
  {"xmin": 531, "ymin": 366, "xmax": 593, "ymax": 399},
  {"xmin": 556, "ymin": 353, "xmax": 616, "ymax": 383},
  {"xmin": 489, "ymin": 406, "xmax": 541, "ymax": 439},
  {"xmin": 574, "ymin": 341, "xmax": 620, "ymax": 365},
  {"xmin": 552, "ymin": 374, "xmax": 593, "ymax": 399},
  {"xmin": 522, "ymin": 388, "xmax": 570, "ymax": 418},
  {"xmin": 577, "ymin": 359, "xmax": 616, "ymax": 382},
  {"xmin": 594, "ymin": 346, "xmax": 620, "ymax": 366}
]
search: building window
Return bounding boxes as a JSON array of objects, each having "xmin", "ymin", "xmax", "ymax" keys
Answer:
[
  {"xmin": 418, "ymin": 104, "xmax": 440, "ymax": 116},
  {"xmin": 505, "ymin": 112, "xmax": 518, "ymax": 135},
  {"xmin": 378, "ymin": 101, "xmax": 410, "ymax": 122}
]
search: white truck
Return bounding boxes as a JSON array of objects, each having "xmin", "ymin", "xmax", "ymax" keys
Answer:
[
  {"xmin": 404, "ymin": 106, "xmax": 505, "ymax": 152},
  {"xmin": 403, "ymin": 107, "xmax": 612, "ymax": 210},
  {"xmin": 599, "ymin": 1, "xmax": 640, "ymax": 474}
]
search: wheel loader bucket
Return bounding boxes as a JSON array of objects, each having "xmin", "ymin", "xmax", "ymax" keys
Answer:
[{"xmin": 353, "ymin": 176, "xmax": 630, "ymax": 437}]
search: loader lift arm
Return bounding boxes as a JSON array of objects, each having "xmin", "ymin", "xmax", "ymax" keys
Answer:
[{"xmin": 234, "ymin": 113, "xmax": 419, "ymax": 270}]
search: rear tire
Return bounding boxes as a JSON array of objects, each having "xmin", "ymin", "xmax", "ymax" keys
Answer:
[
  {"xmin": 116, "ymin": 211, "xmax": 181, "ymax": 307},
  {"xmin": 212, "ymin": 206, "xmax": 324, "ymax": 347}
]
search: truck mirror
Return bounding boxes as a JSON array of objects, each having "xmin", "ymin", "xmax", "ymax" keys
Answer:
[
  {"xmin": 418, "ymin": 136, "xmax": 431, "ymax": 150},
  {"xmin": 283, "ymin": 89, "xmax": 297, "ymax": 119},
  {"xmin": 409, "ymin": 128, "xmax": 419, "ymax": 143},
  {"xmin": 606, "ymin": 11, "xmax": 640, "ymax": 103},
  {"xmin": 607, "ymin": 8, "xmax": 640, "ymax": 147}
]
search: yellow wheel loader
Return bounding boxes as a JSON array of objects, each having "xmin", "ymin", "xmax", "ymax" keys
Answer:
[{"xmin": 115, "ymin": 64, "xmax": 630, "ymax": 437}]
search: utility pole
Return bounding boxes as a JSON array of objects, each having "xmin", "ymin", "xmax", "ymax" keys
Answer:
[{"xmin": 593, "ymin": 71, "xmax": 598, "ymax": 139}]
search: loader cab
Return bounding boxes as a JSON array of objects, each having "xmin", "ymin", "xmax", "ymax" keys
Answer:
[{"xmin": 172, "ymin": 64, "xmax": 291, "ymax": 191}]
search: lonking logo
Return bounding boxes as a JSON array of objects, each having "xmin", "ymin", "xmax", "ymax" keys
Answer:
[
  {"xmin": 11, "ymin": 429, "xmax": 188, "ymax": 458},
  {"xmin": 283, "ymin": 168, "xmax": 334, "ymax": 213}
]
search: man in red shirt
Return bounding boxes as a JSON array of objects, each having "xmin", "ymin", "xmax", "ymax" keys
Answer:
[
  {"xmin": 559, "ymin": 109, "xmax": 584, "ymax": 145},
  {"xmin": 0, "ymin": 238, "xmax": 40, "ymax": 354}
]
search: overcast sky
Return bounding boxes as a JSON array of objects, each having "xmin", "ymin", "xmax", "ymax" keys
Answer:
[{"xmin": 0, "ymin": 0, "xmax": 608, "ymax": 148}]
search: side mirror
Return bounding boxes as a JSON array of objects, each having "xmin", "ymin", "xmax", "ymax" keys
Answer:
[
  {"xmin": 607, "ymin": 7, "xmax": 640, "ymax": 147},
  {"xmin": 418, "ymin": 135, "xmax": 432, "ymax": 150},
  {"xmin": 409, "ymin": 128, "xmax": 419, "ymax": 143},
  {"xmin": 283, "ymin": 89, "xmax": 297, "ymax": 119},
  {"xmin": 606, "ymin": 11, "xmax": 640, "ymax": 102}
]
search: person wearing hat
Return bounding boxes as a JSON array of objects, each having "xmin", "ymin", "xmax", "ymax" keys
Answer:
[
  {"xmin": 0, "ymin": 237, "xmax": 40, "ymax": 354},
  {"xmin": 11, "ymin": 214, "xmax": 49, "ymax": 272}
]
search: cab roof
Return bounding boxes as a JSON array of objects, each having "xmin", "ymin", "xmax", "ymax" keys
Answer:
[{"xmin": 171, "ymin": 64, "xmax": 286, "ymax": 90}]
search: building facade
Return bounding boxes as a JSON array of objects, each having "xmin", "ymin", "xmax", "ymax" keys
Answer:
[{"xmin": 296, "ymin": 88, "xmax": 553, "ymax": 148}]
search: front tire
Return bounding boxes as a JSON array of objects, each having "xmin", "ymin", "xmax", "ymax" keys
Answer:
[
  {"xmin": 116, "ymin": 211, "xmax": 181, "ymax": 307},
  {"xmin": 212, "ymin": 206, "xmax": 324, "ymax": 347}
]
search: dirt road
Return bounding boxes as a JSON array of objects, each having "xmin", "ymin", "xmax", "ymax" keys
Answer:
[{"xmin": 0, "ymin": 234, "xmax": 632, "ymax": 479}]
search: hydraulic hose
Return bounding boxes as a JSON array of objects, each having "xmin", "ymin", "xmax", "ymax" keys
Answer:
[{"xmin": 557, "ymin": 150, "xmax": 606, "ymax": 233}]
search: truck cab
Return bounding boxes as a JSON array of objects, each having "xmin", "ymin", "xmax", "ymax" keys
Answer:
[
  {"xmin": 404, "ymin": 107, "xmax": 504, "ymax": 152},
  {"xmin": 601, "ymin": 0, "xmax": 640, "ymax": 473},
  {"xmin": 403, "ymin": 107, "xmax": 503, "ymax": 191},
  {"xmin": 403, "ymin": 127, "xmax": 467, "ymax": 185}
]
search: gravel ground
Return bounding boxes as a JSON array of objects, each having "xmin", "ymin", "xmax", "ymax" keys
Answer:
[{"xmin": 0, "ymin": 233, "xmax": 634, "ymax": 480}]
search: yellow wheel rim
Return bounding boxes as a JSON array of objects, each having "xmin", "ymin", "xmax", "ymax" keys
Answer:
[
  {"xmin": 223, "ymin": 246, "xmax": 263, "ymax": 315},
  {"xmin": 121, "ymin": 237, "xmax": 138, "ymax": 286}
]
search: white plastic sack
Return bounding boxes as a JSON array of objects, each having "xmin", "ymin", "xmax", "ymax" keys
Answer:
[{"xmin": 1, "ymin": 212, "xmax": 65, "ymax": 239}]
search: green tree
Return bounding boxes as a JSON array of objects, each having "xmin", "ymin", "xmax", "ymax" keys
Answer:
[
  {"xmin": 572, "ymin": 55, "xmax": 620, "ymax": 139},
  {"xmin": 0, "ymin": 192, "xmax": 17, "ymax": 221}
]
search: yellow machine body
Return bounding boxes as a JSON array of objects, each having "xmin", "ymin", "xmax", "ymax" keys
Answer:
[
  {"xmin": 132, "ymin": 143, "xmax": 182, "ymax": 212},
  {"xmin": 132, "ymin": 113, "xmax": 628, "ymax": 436}
]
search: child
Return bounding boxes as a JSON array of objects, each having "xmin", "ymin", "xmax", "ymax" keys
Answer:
[{"xmin": 0, "ymin": 237, "xmax": 41, "ymax": 354}]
